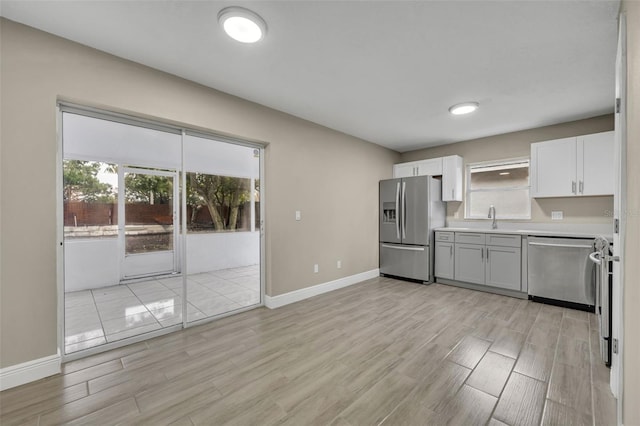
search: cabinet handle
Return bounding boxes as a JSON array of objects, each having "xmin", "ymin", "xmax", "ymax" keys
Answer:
[
  {"xmin": 579, "ymin": 181, "xmax": 584, "ymax": 194},
  {"xmin": 481, "ymin": 247, "xmax": 484, "ymax": 260},
  {"xmin": 450, "ymin": 245, "xmax": 453, "ymax": 257},
  {"xmin": 572, "ymin": 181, "xmax": 576, "ymax": 194},
  {"xmin": 486, "ymin": 248, "xmax": 489, "ymax": 262}
]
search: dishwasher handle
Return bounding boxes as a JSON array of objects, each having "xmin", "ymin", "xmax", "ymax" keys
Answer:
[{"xmin": 529, "ymin": 241, "xmax": 593, "ymax": 249}]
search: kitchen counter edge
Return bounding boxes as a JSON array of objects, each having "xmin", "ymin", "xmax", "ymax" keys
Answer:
[{"xmin": 435, "ymin": 227, "xmax": 612, "ymax": 240}]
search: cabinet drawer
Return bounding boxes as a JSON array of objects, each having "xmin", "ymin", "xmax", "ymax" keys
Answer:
[
  {"xmin": 486, "ymin": 234, "xmax": 521, "ymax": 248},
  {"xmin": 455, "ymin": 232, "xmax": 486, "ymax": 245},
  {"xmin": 435, "ymin": 231, "xmax": 454, "ymax": 242}
]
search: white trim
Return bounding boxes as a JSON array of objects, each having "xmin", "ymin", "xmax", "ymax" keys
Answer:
[
  {"xmin": 56, "ymin": 105, "xmax": 65, "ymax": 370},
  {"xmin": 0, "ymin": 352, "xmax": 61, "ymax": 391},
  {"xmin": 265, "ymin": 269, "xmax": 379, "ymax": 309},
  {"xmin": 613, "ymin": 13, "xmax": 626, "ymax": 423}
]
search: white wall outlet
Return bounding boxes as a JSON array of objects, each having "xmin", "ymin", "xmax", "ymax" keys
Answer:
[
  {"xmin": 314, "ymin": 264, "xmax": 319, "ymax": 273},
  {"xmin": 295, "ymin": 210, "xmax": 301, "ymax": 221},
  {"xmin": 551, "ymin": 211, "xmax": 564, "ymax": 220},
  {"xmin": 337, "ymin": 260, "xmax": 342, "ymax": 269}
]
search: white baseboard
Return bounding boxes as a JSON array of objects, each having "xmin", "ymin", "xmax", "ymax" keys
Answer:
[
  {"xmin": 0, "ymin": 351, "xmax": 61, "ymax": 391},
  {"xmin": 265, "ymin": 269, "xmax": 379, "ymax": 309}
]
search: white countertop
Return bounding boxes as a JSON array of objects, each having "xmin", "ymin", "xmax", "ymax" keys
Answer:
[{"xmin": 435, "ymin": 226, "xmax": 612, "ymax": 240}]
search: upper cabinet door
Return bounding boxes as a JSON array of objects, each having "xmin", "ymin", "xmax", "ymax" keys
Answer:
[
  {"xmin": 578, "ymin": 131, "xmax": 614, "ymax": 196},
  {"xmin": 442, "ymin": 155, "xmax": 463, "ymax": 201},
  {"xmin": 531, "ymin": 137, "xmax": 577, "ymax": 197},
  {"xmin": 416, "ymin": 158, "xmax": 443, "ymax": 176},
  {"xmin": 393, "ymin": 163, "xmax": 417, "ymax": 178}
]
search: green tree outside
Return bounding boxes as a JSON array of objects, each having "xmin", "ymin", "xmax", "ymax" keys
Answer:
[
  {"xmin": 187, "ymin": 174, "xmax": 250, "ymax": 231},
  {"xmin": 125, "ymin": 173, "xmax": 172, "ymax": 204},
  {"xmin": 63, "ymin": 160, "xmax": 115, "ymax": 202}
]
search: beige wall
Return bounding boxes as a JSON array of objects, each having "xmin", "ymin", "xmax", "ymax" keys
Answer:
[
  {"xmin": 401, "ymin": 116, "xmax": 615, "ymax": 224},
  {"xmin": 622, "ymin": 1, "xmax": 640, "ymax": 424},
  {"xmin": 0, "ymin": 19, "xmax": 400, "ymax": 367}
]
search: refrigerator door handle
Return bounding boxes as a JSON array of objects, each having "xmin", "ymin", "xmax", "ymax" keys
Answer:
[
  {"xmin": 395, "ymin": 182, "xmax": 401, "ymax": 240},
  {"xmin": 402, "ymin": 181, "xmax": 407, "ymax": 239}
]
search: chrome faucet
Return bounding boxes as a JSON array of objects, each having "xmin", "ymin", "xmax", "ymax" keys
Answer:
[{"xmin": 488, "ymin": 205, "xmax": 497, "ymax": 229}]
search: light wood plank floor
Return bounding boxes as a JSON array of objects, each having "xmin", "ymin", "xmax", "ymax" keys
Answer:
[{"xmin": 0, "ymin": 277, "xmax": 617, "ymax": 425}]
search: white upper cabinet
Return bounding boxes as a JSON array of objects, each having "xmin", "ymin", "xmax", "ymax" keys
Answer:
[
  {"xmin": 393, "ymin": 158, "xmax": 443, "ymax": 178},
  {"xmin": 393, "ymin": 162, "xmax": 418, "ymax": 178},
  {"xmin": 417, "ymin": 158, "xmax": 443, "ymax": 176},
  {"xmin": 531, "ymin": 137, "xmax": 577, "ymax": 197},
  {"xmin": 530, "ymin": 131, "xmax": 613, "ymax": 198},
  {"xmin": 393, "ymin": 155, "xmax": 462, "ymax": 201},
  {"xmin": 442, "ymin": 155, "xmax": 463, "ymax": 202},
  {"xmin": 579, "ymin": 132, "xmax": 615, "ymax": 196}
]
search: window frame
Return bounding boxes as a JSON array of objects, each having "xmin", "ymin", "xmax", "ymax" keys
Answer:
[{"xmin": 464, "ymin": 157, "xmax": 531, "ymax": 220}]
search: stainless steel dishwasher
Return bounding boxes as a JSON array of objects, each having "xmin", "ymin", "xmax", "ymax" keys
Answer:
[{"xmin": 527, "ymin": 236, "xmax": 595, "ymax": 310}]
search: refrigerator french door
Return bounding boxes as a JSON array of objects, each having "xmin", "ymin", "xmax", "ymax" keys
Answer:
[{"xmin": 379, "ymin": 176, "xmax": 445, "ymax": 282}]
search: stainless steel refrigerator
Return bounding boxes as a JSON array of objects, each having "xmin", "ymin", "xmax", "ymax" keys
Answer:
[{"xmin": 379, "ymin": 176, "xmax": 445, "ymax": 282}]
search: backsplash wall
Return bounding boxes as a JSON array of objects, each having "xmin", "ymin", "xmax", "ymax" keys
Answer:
[{"xmin": 401, "ymin": 114, "xmax": 614, "ymax": 224}]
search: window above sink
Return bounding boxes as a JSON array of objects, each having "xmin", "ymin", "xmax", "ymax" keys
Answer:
[{"xmin": 465, "ymin": 158, "xmax": 531, "ymax": 220}]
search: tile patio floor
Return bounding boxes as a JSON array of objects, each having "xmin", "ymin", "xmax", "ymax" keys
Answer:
[{"xmin": 64, "ymin": 265, "xmax": 260, "ymax": 354}]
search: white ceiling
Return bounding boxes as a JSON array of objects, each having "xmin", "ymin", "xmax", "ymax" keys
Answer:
[{"xmin": 0, "ymin": 0, "xmax": 620, "ymax": 152}]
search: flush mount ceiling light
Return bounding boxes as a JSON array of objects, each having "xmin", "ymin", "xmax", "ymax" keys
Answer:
[
  {"xmin": 218, "ymin": 6, "xmax": 267, "ymax": 43},
  {"xmin": 448, "ymin": 102, "xmax": 479, "ymax": 115}
]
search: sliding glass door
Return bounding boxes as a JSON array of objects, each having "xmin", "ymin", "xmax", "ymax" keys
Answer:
[
  {"xmin": 183, "ymin": 134, "xmax": 262, "ymax": 323},
  {"xmin": 60, "ymin": 106, "xmax": 264, "ymax": 357}
]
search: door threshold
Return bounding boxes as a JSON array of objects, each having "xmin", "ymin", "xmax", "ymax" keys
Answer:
[{"xmin": 119, "ymin": 272, "xmax": 181, "ymax": 284}]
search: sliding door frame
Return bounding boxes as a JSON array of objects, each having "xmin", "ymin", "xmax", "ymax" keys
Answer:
[{"xmin": 57, "ymin": 102, "xmax": 266, "ymax": 362}]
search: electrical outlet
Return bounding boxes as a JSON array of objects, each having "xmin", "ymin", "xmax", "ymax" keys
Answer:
[
  {"xmin": 551, "ymin": 211, "xmax": 563, "ymax": 220},
  {"xmin": 314, "ymin": 264, "xmax": 319, "ymax": 273},
  {"xmin": 337, "ymin": 260, "xmax": 342, "ymax": 269},
  {"xmin": 295, "ymin": 210, "xmax": 301, "ymax": 221}
]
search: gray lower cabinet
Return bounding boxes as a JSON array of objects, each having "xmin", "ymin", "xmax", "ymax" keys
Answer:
[
  {"xmin": 435, "ymin": 241, "xmax": 454, "ymax": 280},
  {"xmin": 454, "ymin": 243, "xmax": 485, "ymax": 284},
  {"xmin": 437, "ymin": 231, "xmax": 522, "ymax": 292},
  {"xmin": 485, "ymin": 246, "xmax": 521, "ymax": 290}
]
